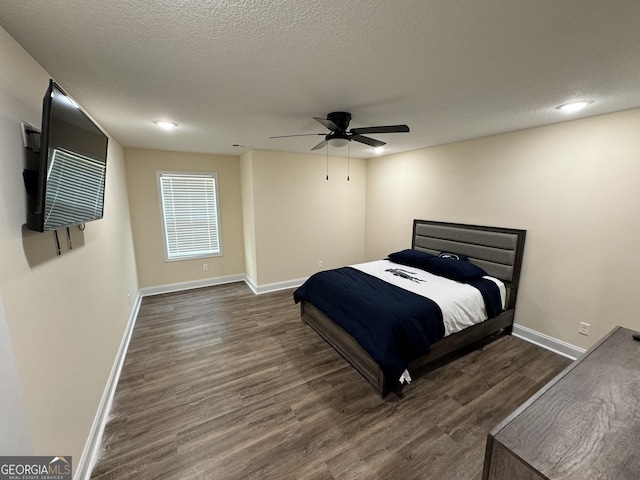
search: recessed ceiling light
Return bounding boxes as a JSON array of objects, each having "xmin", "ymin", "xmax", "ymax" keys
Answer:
[
  {"xmin": 154, "ymin": 120, "xmax": 178, "ymax": 130},
  {"xmin": 371, "ymin": 147, "xmax": 386, "ymax": 154},
  {"xmin": 556, "ymin": 101, "xmax": 592, "ymax": 114}
]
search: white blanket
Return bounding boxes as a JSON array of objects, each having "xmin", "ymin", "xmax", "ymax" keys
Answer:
[{"xmin": 350, "ymin": 260, "xmax": 506, "ymax": 337}]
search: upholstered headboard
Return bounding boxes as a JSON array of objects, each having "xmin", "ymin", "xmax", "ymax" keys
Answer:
[{"xmin": 411, "ymin": 220, "xmax": 526, "ymax": 292}]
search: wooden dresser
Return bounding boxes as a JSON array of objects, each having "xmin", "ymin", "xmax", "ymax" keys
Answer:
[{"xmin": 483, "ymin": 326, "xmax": 640, "ymax": 480}]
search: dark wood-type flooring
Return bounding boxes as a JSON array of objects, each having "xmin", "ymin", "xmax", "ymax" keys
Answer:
[{"xmin": 91, "ymin": 282, "xmax": 571, "ymax": 480}]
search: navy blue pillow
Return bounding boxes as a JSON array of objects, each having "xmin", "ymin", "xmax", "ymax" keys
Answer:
[
  {"xmin": 425, "ymin": 256, "xmax": 486, "ymax": 281},
  {"xmin": 438, "ymin": 252, "xmax": 468, "ymax": 261},
  {"xmin": 387, "ymin": 249, "xmax": 434, "ymax": 268}
]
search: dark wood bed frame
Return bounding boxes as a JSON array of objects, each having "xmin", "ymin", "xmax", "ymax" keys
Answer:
[{"xmin": 300, "ymin": 219, "xmax": 527, "ymax": 397}]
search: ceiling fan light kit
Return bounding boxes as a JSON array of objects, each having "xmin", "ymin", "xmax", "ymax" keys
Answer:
[{"xmin": 328, "ymin": 136, "xmax": 350, "ymax": 147}]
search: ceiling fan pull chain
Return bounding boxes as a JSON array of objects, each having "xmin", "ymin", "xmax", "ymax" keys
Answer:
[
  {"xmin": 326, "ymin": 143, "xmax": 329, "ymax": 180},
  {"xmin": 347, "ymin": 143, "xmax": 350, "ymax": 181}
]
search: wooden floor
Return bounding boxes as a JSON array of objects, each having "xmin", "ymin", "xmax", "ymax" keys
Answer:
[{"xmin": 91, "ymin": 282, "xmax": 571, "ymax": 480}]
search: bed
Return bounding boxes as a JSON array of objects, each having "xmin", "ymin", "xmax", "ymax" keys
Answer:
[{"xmin": 294, "ymin": 219, "xmax": 526, "ymax": 397}]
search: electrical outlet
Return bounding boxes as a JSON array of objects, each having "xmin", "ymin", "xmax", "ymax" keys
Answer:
[
  {"xmin": 202, "ymin": 263, "xmax": 208, "ymax": 271},
  {"xmin": 127, "ymin": 293, "xmax": 131, "ymax": 305},
  {"xmin": 318, "ymin": 260, "xmax": 323, "ymax": 268},
  {"xmin": 578, "ymin": 322, "xmax": 590, "ymax": 336}
]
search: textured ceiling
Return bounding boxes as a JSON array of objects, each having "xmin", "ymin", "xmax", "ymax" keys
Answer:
[{"xmin": 1, "ymin": 0, "xmax": 640, "ymax": 158}]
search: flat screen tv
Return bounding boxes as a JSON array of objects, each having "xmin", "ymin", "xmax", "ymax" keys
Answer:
[{"xmin": 25, "ymin": 80, "xmax": 108, "ymax": 232}]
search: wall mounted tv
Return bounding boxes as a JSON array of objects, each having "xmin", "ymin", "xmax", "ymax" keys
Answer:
[{"xmin": 24, "ymin": 79, "xmax": 108, "ymax": 232}]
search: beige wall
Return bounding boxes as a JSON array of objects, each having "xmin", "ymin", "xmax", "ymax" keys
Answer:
[
  {"xmin": 126, "ymin": 147, "xmax": 367, "ymax": 290},
  {"xmin": 0, "ymin": 26, "xmax": 139, "ymax": 462},
  {"xmin": 240, "ymin": 150, "xmax": 258, "ymax": 283},
  {"xmin": 124, "ymin": 148, "xmax": 245, "ymax": 288},
  {"xmin": 242, "ymin": 150, "xmax": 367, "ymax": 287},
  {"xmin": 366, "ymin": 109, "xmax": 640, "ymax": 350}
]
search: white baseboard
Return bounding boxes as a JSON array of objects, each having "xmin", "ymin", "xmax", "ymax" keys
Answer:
[
  {"xmin": 75, "ymin": 292, "xmax": 142, "ymax": 480},
  {"xmin": 142, "ymin": 273, "xmax": 306, "ymax": 297},
  {"xmin": 512, "ymin": 323, "xmax": 585, "ymax": 360},
  {"xmin": 245, "ymin": 275, "xmax": 307, "ymax": 295},
  {"xmin": 139, "ymin": 274, "xmax": 246, "ymax": 297}
]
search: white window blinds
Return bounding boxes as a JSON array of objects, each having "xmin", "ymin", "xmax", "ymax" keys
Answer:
[{"xmin": 158, "ymin": 172, "xmax": 221, "ymax": 260}]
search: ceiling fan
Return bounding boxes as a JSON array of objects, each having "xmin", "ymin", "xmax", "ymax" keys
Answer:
[{"xmin": 271, "ymin": 112, "xmax": 410, "ymax": 150}]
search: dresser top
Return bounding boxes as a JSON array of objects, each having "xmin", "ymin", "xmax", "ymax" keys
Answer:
[{"xmin": 492, "ymin": 326, "xmax": 640, "ymax": 479}]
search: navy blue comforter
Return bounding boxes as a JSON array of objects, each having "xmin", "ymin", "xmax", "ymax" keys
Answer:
[{"xmin": 293, "ymin": 267, "xmax": 501, "ymax": 382}]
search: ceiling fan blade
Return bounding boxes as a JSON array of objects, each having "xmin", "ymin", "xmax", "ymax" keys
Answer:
[
  {"xmin": 270, "ymin": 133, "xmax": 325, "ymax": 138},
  {"xmin": 350, "ymin": 125, "xmax": 410, "ymax": 135},
  {"xmin": 311, "ymin": 139, "xmax": 328, "ymax": 150},
  {"xmin": 351, "ymin": 134, "xmax": 385, "ymax": 148},
  {"xmin": 313, "ymin": 117, "xmax": 340, "ymax": 131}
]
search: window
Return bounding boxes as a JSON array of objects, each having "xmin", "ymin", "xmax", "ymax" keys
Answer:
[{"xmin": 157, "ymin": 172, "xmax": 221, "ymax": 261}]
